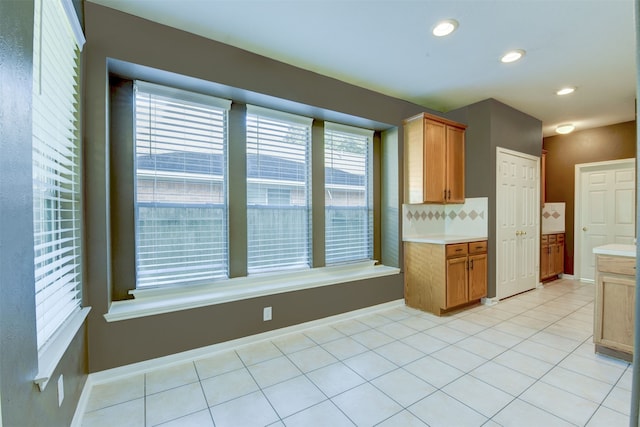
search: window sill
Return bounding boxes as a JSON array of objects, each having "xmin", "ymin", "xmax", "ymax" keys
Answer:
[
  {"xmin": 35, "ymin": 306, "xmax": 91, "ymax": 391},
  {"xmin": 104, "ymin": 261, "xmax": 400, "ymax": 322}
]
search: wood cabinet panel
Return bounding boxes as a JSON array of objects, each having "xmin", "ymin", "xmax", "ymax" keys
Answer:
[
  {"xmin": 594, "ymin": 266, "xmax": 635, "ymax": 355},
  {"xmin": 446, "ymin": 257, "xmax": 468, "ymax": 308},
  {"xmin": 468, "ymin": 253, "xmax": 487, "ymax": 301},
  {"xmin": 404, "ymin": 240, "xmax": 487, "ymax": 315},
  {"xmin": 404, "ymin": 113, "xmax": 466, "ymax": 204},
  {"xmin": 424, "ymin": 119, "xmax": 447, "ymax": 203},
  {"xmin": 540, "ymin": 232, "xmax": 564, "ymax": 281},
  {"xmin": 446, "ymin": 126, "xmax": 465, "ymax": 203}
]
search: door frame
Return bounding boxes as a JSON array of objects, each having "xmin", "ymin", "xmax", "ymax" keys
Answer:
[
  {"xmin": 574, "ymin": 158, "xmax": 635, "ymax": 282},
  {"xmin": 495, "ymin": 146, "xmax": 541, "ymax": 300}
]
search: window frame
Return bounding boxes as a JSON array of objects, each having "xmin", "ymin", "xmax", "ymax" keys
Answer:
[
  {"xmin": 324, "ymin": 122, "xmax": 374, "ymax": 265},
  {"xmin": 32, "ymin": 0, "xmax": 90, "ymax": 392},
  {"xmin": 132, "ymin": 80, "xmax": 232, "ymax": 289}
]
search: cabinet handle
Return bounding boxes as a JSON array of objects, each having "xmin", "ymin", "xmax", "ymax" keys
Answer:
[
  {"xmin": 455, "ymin": 248, "xmax": 463, "ymax": 252},
  {"xmin": 470, "ymin": 259, "xmax": 474, "ymax": 270},
  {"xmin": 444, "ymin": 189, "xmax": 447, "ymax": 200},
  {"xmin": 448, "ymin": 189, "xmax": 451, "ymax": 200}
]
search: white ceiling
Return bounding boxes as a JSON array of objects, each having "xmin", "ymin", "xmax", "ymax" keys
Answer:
[{"xmin": 90, "ymin": 0, "xmax": 637, "ymax": 136}]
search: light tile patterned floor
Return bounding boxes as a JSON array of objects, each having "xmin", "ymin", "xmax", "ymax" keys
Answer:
[{"xmin": 80, "ymin": 279, "xmax": 632, "ymax": 427}]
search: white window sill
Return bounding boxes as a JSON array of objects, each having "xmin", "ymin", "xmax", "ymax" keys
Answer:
[
  {"xmin": 104, "ymin": 261, "xmax": 400, "ymax": 322},
  {"xmin": 35, "ymin": 306, "xmax": 91, "ymax": 391}
]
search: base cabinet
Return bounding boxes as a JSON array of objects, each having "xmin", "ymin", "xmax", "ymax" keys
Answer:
[
  {"xmin": 594, "ymin": 255, "xmax": 635, "ymax": 357},
  {"xmin": 541, "ymin": 233, "xmax": 564, "ymax": 281},
  {"xmin": 405, "ymin": 240, "xmax": 487, "ymax": 316}
]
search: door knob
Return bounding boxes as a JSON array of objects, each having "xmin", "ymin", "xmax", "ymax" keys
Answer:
[
  {"xmin": 515, "ymin": 231, "xmax": 521, "ymax": 236},
  {"xmin": 583, "ymin": 227, "xmax": 588, "ymax": 231}
]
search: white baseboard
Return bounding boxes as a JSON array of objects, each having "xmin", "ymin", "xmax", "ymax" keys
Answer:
[
  {"xmin": 481, "ymin": 296, "xmax": 499, "ymax": 306},
  {"xmin": 71, "ymin": 299, "xmax": 404, "ymax": 426}
]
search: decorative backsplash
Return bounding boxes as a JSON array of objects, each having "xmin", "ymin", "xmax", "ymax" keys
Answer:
[
  {"xmin": 542, "ymin": 202, "xmax": 565, "ymax": 234},
  {"xmin": 403, "ymin": 197, "xmax": 489, "ymax": 238}
]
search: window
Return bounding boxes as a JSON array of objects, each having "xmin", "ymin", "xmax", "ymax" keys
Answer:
[
  {"xmin": 134, "ymin": 81, "xmax": 231, "ymax": 288},
  {"xmin": 246, "ymin": 106, "xmax": 312, "ymax": 273},
  {"xmin": 32, "ymin": 0, "xmax": 84, "ymax": 351},
  {"xmin": 324, "ymin": 123, "xmax": 373, "ymax": 264}
]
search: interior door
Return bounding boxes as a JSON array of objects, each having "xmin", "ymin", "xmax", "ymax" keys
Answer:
[
  {"xmin": 577, "ymin": 160, "xmax": 635, "ymax": 282},
  {"xmin": 497, "ymin": 148, "xmax": 540, "ymax": 300}
]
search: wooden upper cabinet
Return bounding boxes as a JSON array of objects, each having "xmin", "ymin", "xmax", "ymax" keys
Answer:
[{"xmin": 404, "ymin": 113, "xmax": 466, "ymax": 204}]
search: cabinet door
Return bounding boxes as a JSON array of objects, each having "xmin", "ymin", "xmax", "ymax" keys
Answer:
[
  {"xmin": 554, "ymin": 242, "xmax": 564, "ymax": 275},
  {"xmin": 468, "ymin": 254, "xmax": 487, "ymax": 300},
  {"xmin": 423, "ymin": 119, "xmax": 447, "ymax": 203},
  {"xmin": 446, "ymin": 256, "xmax": 468, "ymax": 308},
  {"xmin": 540, "ymin": 243, "xmax": 550, "ymax": 279},
  {"xmin": 594, "ymin": 273, "xmax": 635, "ymax": 353},
  {"xmin": 549, "ymin": 243, "xmax": 557, "ymax": 276},
  {"xmin": 446, "ymin": 126, "xmax": 465, "ymax": 203}
]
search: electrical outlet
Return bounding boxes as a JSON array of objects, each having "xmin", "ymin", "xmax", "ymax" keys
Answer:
[
  {"xmin": 57, "ymin": 375, "xmax": 64, "ymax": 407},
  {"xmin": 263, "ymin": 306, "xmax": 272, "ymax": 321}
]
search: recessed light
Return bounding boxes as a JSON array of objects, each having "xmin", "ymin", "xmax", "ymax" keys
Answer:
[
  {"xmin": 500, "ymin": 49, "xmax": 526, "ymax": 63},
  {"xmin": 432, "ymin": 19, "xmax": 458, "ymax": 37},
  {"xmin": 555, "ymin": 124, "xmax": 575, "ymax": 134},
  {"xmin": 556, "ymin": 87, "xmax": 576, "ymax": 96}
]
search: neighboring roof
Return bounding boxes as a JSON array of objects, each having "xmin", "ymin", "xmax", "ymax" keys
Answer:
[{"xmin": 136, "ymin": 152, "xmax": 365, "ymax": 186}]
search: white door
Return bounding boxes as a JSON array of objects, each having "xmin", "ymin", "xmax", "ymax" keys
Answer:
[
  {"xmin": 576, "ymin": 159, "xmax": 635, "ymax": 282},
  {"xmin": 496, "ymin": 148, "xmax": 540, "ymax": 299}
]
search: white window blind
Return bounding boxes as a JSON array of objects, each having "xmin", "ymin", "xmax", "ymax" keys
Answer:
[
  {"xmin": 246, "ymin": 106, "xmax": 312, "ymax": 273},
  {"xmin": 324, "ymin": 123, "xmax": 373, "ymax": 264},
  {"xmin": 32, "ymin": 0, "xmax": 84, "ymax": 350},
  {"xmin": 134, "ymin": 81, "xmax": 231, "ymax": 288}
]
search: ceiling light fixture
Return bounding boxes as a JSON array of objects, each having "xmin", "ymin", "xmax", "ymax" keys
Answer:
[
  {"xmin": 432, "ymin": 19, "xmax": 458, "ymax": 37},
  {"xmin": 555, "ymin": 124, "xmax": 575, "ymax": 134},
  {"xmin": 500, "ymin": 49, "xmax": 526, "ymax": 63},
  {"xmin": 556, "ymin": 87, "xmax": 576, "ymax": 96}
]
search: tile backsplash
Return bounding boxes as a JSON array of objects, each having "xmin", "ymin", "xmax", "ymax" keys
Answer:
[
  {"xmin": 403, "ymin": 197, "xmax": 488, "ymax": 239},
  {"xmin": 541, "ymin": 202, "xmax": 565, "ymax": 234}
]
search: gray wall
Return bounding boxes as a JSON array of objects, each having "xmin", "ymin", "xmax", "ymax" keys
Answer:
[
  {"xmin": 0, "ymin": 1, "xmax": 87, "ymax": 426},
  {"xmin": 84, "ymin": 2, "xmax": 442, "ymax": 372},
  {"xmin": 449, "ymin": 98, "xmax": 542, "ymax": 297}
]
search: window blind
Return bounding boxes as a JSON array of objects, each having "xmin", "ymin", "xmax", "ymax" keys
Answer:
[
  {"xmin": 246, "ymin": 106, "xmax": 312, "ymax": 273},
  {"xmin": 134, "ymin": 81, "xmax": 231, "ymax": 288},
  {"xmin": 32, "ymin": 0, "xmax": 83, "ymax": 350},
  {"xmin": 324, "ymin": 123, "xmax": 373, "ymax": 264}
]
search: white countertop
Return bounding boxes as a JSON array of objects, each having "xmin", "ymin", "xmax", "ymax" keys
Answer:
[
  {"xmin": 403, "ymin": 235, "xmax": 487, "ymax": 244},
  {"xmin": 593, "ymin": 244, "xmax": 636, "ymax": 258}
]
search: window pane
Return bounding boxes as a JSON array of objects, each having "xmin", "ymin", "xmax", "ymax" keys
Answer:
[
  {"xmin": 134, "ymin": 83, "xmax": 229, "ymax": 287},
  {"xmin": 32, "ymin": 0, "xmax": 83, "ymax": 349},
  {"xmin": 247, "ymin": 108, "xmax": 311, "ymax": 273},
  {"xmin": 325, "ymin": 124, "xmax": 373, "ymax": 264}
]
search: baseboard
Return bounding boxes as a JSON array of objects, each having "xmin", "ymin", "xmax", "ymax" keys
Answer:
[
  {"xmin": 71, "ymin": 298, "xmax": 404, "ymax": 426},
  {"xmin": 481, "ymin": 296, "xmax": 499, "ymax": 306}
]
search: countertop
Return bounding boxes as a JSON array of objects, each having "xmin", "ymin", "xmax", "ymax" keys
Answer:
[
  {"xmin": 593, "ymin": 244, "xmax": 636, "ymax": 258},
  {"xmin": 403, "ymin": 235, "xmax": 487, "ymax": 244}
]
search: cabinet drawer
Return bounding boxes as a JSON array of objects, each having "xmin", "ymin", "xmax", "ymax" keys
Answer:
[
  {"xmin": 446, "ymin": 243, "xmax": 468, "ymax": 257},
  {"xmin": 548, "ymin": 234, "xmax": 557, "ymax": 244},
  {"xmin": 541, "ymin": 235, "xmax": 548, "ymax": 244},
  {"xmin": 557, "ymin": 234, "xmax": 565, "ymax": 244},
  {"xmin": 597, "ymin": 256, "xmax": 636, "ymax": 276},
  {"xmin": 468, "ymin": 241, "xmax": 487, "ymax": 254}
]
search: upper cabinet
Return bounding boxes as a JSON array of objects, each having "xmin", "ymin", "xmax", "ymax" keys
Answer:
[{"xmin": 404, "ymin": 112, "xmax": 466, "ymax": 204}]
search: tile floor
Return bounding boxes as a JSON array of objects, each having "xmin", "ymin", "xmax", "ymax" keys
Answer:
[{"xmin": 79, "ymin": 279, "xmax": 633, "ymax": 427}]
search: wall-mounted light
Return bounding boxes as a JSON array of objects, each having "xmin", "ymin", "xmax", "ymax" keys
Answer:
[
  {"xmin": 432, "ymin": 19, "xmax": 458, "ymax": 37},
  {"xmin": 555, "ymin": 124, "xmax": 575, "ymax": 134},
  {"xmin": 500, "ymin": 49, "xmax": 526, "ymax": 63}
]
